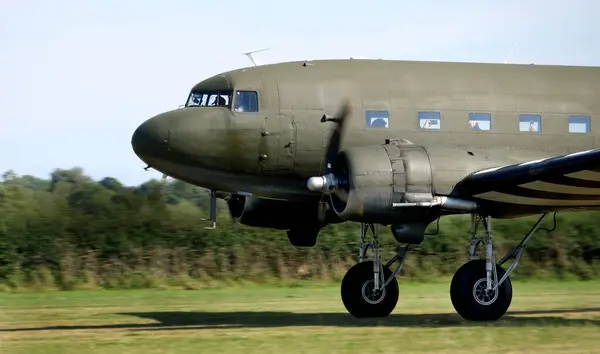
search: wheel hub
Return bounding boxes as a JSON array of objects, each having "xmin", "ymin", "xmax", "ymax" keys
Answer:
[
  {"xmin": 361, "ymin": 279, "xmax": 386, "ymax": 304},
  {"xmin": 472, "ymin": 278, "xmax": 499, "ymax": 305}
]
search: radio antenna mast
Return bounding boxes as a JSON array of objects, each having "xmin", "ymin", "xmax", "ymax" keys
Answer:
[
  {"xmin": 503, "ymin": 42, "xmax": 520, "ymax": 64},
  {"xmin": 242, "ymin": 47, "xmax": 274, "ymax": 66}
]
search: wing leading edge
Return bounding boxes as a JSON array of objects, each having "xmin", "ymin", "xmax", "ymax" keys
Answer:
[{"xmin": 450, "ymin": 148, "xmax": 600, "ymax": 217}]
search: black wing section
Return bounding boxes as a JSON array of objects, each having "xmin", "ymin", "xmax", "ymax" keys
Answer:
[{"xmin": 450, "ymin": 148, "xmax": 600, "ymax": 217}]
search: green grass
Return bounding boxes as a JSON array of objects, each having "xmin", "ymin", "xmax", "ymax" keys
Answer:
[{"xmin": 1, "ymin": 280, "xmax": 600, "ymax": 353}]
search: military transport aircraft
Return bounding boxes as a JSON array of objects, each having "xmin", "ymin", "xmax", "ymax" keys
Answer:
[{"xmin": 131, "ymin": 58, "xmax": 600, "ymax": 321}]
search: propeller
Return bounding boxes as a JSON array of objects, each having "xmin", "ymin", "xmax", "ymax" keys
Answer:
[
  {"xmin": 307, "ymin": 99, "xmax": 351, "ymax": 193},
  {"xmin": 223, "ymin": 192, "xmax": 244, "ymax": 223}
]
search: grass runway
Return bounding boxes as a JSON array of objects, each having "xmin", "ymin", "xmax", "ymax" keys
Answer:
[{"xmin": 1, "ymin": 280, "xmax": 600, "ymax": 353}]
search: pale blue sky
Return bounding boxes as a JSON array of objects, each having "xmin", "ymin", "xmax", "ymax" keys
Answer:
[{"xmin": 2, "ymin": 0, "xmax": 599, "ymax": 186}]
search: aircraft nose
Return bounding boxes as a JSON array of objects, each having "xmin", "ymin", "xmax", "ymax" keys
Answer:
[{"xmin": 131, "ymin": 114, "xmax": 171, "ymax": 161}]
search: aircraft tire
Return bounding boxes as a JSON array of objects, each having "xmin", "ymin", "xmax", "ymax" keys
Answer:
[
  {"xmin": 341, "ymin": 261, "xmax": 399, "ymax": 318},
  {"xmin": 450, "ymin": 259, "xmax": 513, "ymax": 321}
]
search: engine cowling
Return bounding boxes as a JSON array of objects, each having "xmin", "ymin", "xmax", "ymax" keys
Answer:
[
  {"xmin": 226, "ymin": 195, "xmax": 342, "ymax": 230},
  {"xmin": 327, "ymin": 139, "xmax": 438, "ymax": 225}
]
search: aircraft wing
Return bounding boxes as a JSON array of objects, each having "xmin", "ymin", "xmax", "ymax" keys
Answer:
[{"xmin": 449, "ymin": 148, "xmax": 600, "ymax": 217}]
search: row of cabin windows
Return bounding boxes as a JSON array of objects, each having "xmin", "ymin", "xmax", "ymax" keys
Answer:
[
  {"xmin": 412, "ymin": 111, "xmax": 591, "ymax": 133},
  {"xmin": 189, "ymin": 91, "xmax": 592, "ymax": 134}
]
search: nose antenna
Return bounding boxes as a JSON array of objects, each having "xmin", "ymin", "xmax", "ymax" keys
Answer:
[
  {"xmin": 201, "ymin": 189, "xmax": 218, "ymax": 229},
  {"xmin": 242, "ymin": 47, "xmax": 274, "ymax": 66}
]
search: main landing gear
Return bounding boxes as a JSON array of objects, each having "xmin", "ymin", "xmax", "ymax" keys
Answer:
[
  {"xmin": 450, "ymin": 213, "xmax": 550, "ymax": 321},
  {"xmin": 341, "ymin": 223, "xmax": 410, "ymax": 318},
  {"xmin": 340, "ymin": 212, "xmax": 552, "ymax": 321}
]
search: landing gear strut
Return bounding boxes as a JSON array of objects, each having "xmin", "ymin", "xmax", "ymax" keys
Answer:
[
  {"xmin": 339, "ymin": 212, "xmax": 551, "ymax": 321},
  {"xmin": 340, "ymin": 223, "xmax": 411, "ymax": 318},
  {"xmin": 450, "ymin": 213, "xmax": 550, "ymax": 321}
]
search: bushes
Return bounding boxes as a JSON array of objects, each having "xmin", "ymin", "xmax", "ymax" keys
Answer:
[{"xmin": 0, "ymin": 168, "xmax": 599, "ymax": 291}]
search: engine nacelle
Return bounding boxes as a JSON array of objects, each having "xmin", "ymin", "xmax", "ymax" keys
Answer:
[
  {"xmin": 226, "ymin": 195, "xmax": 342, "ymax": 230},
  {"xmin": 329, "ymin": 139, "xmax": 439, "ymax": 225}
]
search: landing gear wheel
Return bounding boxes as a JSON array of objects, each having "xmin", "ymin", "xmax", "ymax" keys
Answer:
[
  {"xmin": 341, "ymin": 261, "xmax": 399, "ymax": 318},
  {"xmin": 450, "ymin": 259, "xmax": 512, "ymax": 321}
]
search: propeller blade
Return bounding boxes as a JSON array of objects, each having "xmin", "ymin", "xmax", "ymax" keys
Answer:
[
  {"xmin": 224, "ymin": 193, "xmax": 244, "ymax": 223},
  {"xmin": 307, "ymin": 99, "xmax": 351, "ymax": 193},
  {"xmin": 323, "ymin": 99, "xmax": 351, "ymax": 174},
  {"xmin": 226, "ymin": 199, "xmax": 238, "ymax": 222}
]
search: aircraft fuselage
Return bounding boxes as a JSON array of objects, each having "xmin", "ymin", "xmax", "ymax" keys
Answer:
[{"xmin": 132, "ymin": 59, "xmax": 600, "ymax": 202}]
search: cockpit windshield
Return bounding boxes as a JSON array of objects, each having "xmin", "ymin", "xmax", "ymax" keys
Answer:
[{"xmin": 186, "ymin": 90, "xmax": 232, "ymax": 107}]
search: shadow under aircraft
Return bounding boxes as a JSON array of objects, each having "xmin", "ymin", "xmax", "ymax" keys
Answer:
[
  {"xmin": 2, "ymin": 308, "xmax": 600, "ymax": 332},
  {"xmin": 131, "ymin": 58, "xmax": 600, "ymax": 322}
]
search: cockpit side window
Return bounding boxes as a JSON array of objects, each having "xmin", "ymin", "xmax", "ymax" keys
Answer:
[
  {"xmin": 186, "ymin": 90, "xmax": 232, "ymax": 107},
  {"xmin": 233, "ymin": 91, "xmax": 259, "ymax": 113}
]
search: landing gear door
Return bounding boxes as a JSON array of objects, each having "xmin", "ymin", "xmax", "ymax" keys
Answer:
[{"xmin": 260, "ymin": 113, "xmax": 296, "ymax": 171}]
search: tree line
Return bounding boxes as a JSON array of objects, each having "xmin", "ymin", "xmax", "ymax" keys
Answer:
[{"xmin": 0, "ymin": 168, "xmax": 598, "ymax": 291}]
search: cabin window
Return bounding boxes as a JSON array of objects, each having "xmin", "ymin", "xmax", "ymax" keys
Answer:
[
  {"xmin": 418, "ymin": 111, "xmax": 441, "ymax": 130},
  {"xmin": 568, "ymin": 115, "xmax": 591, "ymax": 133},
  {"xmin": 186, "ymin": 90, "xmax": 231, "ymax": 107},
  {"xmin": 468, "ymin": 113, "xmax": 491, "ymax": 131},
  {"xmin": 233, "ymin": 91, "xmax": 259, "ymax": 112},
  {"xmin": 365, "ymin": 110, "xmax": 389, "ymax": 129},
  {"xmin": 519, "ymin": 114, "xmax": 541, "ymax": 132}
]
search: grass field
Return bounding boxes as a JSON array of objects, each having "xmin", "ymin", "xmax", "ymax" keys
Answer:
[{"xmin": 1, "ymin": 280, "xmax": 600, "ymax": 353}]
